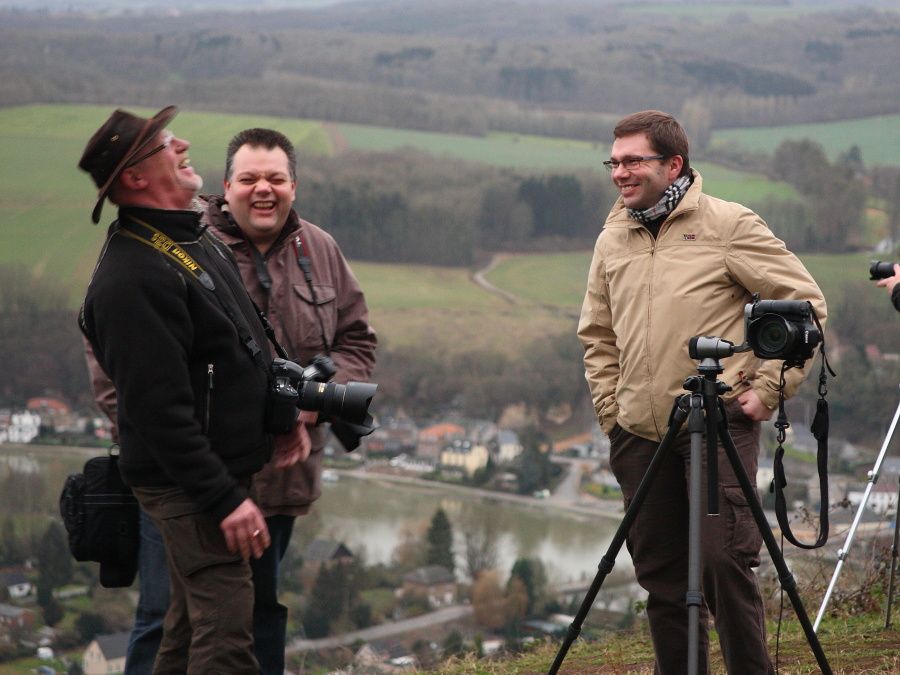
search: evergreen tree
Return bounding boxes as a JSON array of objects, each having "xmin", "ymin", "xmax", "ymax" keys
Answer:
[
  {"xmin": 36, "ymin": 521, "xmax": 72, "ymax": 589},
  {"xmin": 425, "ymin": 508, "xmax": 455, "ymax": 573}
]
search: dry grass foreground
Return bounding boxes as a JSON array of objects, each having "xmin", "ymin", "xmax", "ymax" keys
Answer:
[{"xmin": 433, "ymin": 613, "xmax": 900, "ymax": 674}]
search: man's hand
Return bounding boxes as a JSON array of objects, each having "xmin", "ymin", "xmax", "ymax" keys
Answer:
[
  {"xmin": 272, "ymin": 410, "xmax": 318, "ymax": 468},
  {"xmin": 737, "ymin": 388, "xmax": 774, "ymax": 422},
  {"xmin": 220, "ymin": 498, "xmax": 269, "ymax": 560},
  {"xmin": 875, "ymin": 263, "xmax": 900, "ymax": 294}
]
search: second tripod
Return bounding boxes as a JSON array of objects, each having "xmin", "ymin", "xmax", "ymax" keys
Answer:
[{"xmin": 548, "ymin": 339, "xmax": 832, "ymax": 674}]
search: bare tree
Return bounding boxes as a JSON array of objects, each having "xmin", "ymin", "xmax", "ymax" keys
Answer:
[{"xmin": 461, "ymin": 512, "xmax": 500, "ymax": 581}]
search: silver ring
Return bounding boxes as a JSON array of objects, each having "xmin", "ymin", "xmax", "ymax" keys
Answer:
[{"xmin": 251, "ymin": 529, "xmax": 261, "ymax": 538}]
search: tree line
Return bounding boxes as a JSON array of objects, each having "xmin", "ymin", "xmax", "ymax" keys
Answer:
[
  {"xmin": 291, "ymin": 150, "xmax": 617, "ymax": 267},
  {"xmin": 1, "ymin": 4, "xmax": 898, "ymax": 141}
]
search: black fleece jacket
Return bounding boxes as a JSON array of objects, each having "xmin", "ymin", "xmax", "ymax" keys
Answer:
[{"xmin": 80, "ymin": 206, "xmax": 273, "ymax": 522}]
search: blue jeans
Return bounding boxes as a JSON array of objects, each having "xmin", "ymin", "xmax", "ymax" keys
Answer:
[
  {"xmin": 125, "ymin": 509, "xmax": 296, "ymax": 675},
  {"xmin": 124, "ymin": 509, "xmax": 167, "ymax": 675}
]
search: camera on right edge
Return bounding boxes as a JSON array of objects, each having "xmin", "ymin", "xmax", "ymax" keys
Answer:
[
  {"xmin": 744, "ymin": 298, "xmax": 821, "ymax": 366},
  {"xmin": 869, "ymin": 261, "xmax": 898, "ymax": 280}
]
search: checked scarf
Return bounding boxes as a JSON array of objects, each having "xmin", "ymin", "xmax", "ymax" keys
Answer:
[{"xmin": 627, "ymin": 174, "xmax": 691, "ymax": 225}]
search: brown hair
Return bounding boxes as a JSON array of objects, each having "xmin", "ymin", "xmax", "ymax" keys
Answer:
[{"xmin": 614, "ymin": 110, "xmax": 690, "ymax": 177}]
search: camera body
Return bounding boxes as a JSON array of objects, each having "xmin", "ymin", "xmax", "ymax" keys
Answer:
[
  {"xmin": 265, "ymin": 354, "xmax": 377, "ymax": 450},
  {"xmin": 869, "ymin": 260, "xmax": 898, "ymax": 280},
  {"xmin": 744, "ymin": 299, "xmax": 821, "ymax": 366}
]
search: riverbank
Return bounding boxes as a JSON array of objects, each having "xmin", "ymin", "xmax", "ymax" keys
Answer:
[{"xmin": 336, "ymin": 464, "xmax": 624, "ymax": 522}]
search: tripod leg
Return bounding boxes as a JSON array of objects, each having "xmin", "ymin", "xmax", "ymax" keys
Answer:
[
  {"xmin": 885, "ymin": 474, "xmax": 900, "ymax": 629},
  {"xmin": 547, "ymin": 398, "xmax": 690, "ymax": 675},
  {"xmin": 687, "ymin": 393, "xmax": 705, "ymax": 675},
  {"xmin": 816, "ymin": 393, "xmax": 900, "ymax": 631},
  {"xmin": 717, "ymin": 423, "xmax": 833, "ymax": 674}
]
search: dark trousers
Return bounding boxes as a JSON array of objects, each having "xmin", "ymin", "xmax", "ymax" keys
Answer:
[
  {"xmin": 608, "ymin": 399, "xmax": 774, "ymax": 674},
  {"xmin": 250, "ymin": 514, "xmax": 296, "ymax": 675},
  {"xmin": 132, "ymin": 487, "xmax": 258, "ymax": 675},
  {"xmin": 125, "ymin": 510, "xmax": 296, "ymax": 675}
]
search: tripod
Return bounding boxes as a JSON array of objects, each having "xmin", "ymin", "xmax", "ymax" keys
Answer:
[
  {"xmin": 813, "ymin": 389, "xmax": 900, "ymax": 632},
  {"xmin": 549, "ymin": 343, "xmax": 832, "ymax": 674}
]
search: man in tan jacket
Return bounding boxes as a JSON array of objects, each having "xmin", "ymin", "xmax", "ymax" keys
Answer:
[{"xmin": 578, "ymin": 110, "xmax": 825, "ymax": 673}]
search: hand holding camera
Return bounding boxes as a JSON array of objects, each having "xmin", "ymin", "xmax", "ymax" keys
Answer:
[{"xmin": 265, "ymin": 353, "xmax": 378, "ymax": 451}]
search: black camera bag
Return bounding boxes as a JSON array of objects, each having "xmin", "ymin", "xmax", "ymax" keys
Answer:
[{"xmin": 59, "ymin": 451, "xmax": 139, "ymax": 587}]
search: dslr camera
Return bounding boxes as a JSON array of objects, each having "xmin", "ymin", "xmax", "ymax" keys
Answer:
[
  {"xmin": 689, "ymin": 296, "xmax": 822, "ymax": 367},
  {"xmin": 869, "ymin": 261, "xmax": 898, "ymax": 280},
  {"xmin": 743, "ymin": 298, "xmax": 821, "ymax": 366},
  {"xmin": 265, "ymin": 354, "xmax": 377, "ymax": 451}
]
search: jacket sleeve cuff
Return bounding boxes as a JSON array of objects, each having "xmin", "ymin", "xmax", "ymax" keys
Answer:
[
  {"xmin": 209, "ymin": 485, "xmax": 249, "ymax": 524},
  {"xmin": 752, "ymin": 382, "xmax": 780, "ymax": 411}
]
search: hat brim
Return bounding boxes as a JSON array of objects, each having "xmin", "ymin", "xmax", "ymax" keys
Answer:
[{"xmin": 91, "ymin": 105, "xmax": 179, "ymax": 224}]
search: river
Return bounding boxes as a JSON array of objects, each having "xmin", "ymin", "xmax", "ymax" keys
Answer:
[
  {"xmin": 2, "ymin": 445, "xmax": 634, "ymax": 590},
  {"xmin": 294, "ymin": 470, "xmax": 633, "ymax": 588}
]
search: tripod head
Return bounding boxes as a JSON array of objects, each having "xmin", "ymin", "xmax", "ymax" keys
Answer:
[{"xmin": 687, "ymin": 335, "xmax": 750, "ymax": 378}]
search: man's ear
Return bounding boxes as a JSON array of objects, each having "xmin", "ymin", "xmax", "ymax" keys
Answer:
[
  {"xmin": 118, "ymin": 167, "xmax": 148, "ymax": 191},
  {"xmin": 668, "ymin": 154, "xmax": 684, "ymax": 181}
]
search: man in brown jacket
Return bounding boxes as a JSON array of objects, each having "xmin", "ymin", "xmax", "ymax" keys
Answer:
[
  {"xmin": 578, "ymin": 110, "xmax": 825, "ymax": 673},
  {"xmin": 89, "ymin": 128, "xmax": 376, "ymax": 675}
]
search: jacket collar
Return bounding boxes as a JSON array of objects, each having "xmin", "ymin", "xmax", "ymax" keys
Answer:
[
  {"xmin": 201, "ymin": 194, "xmax": 300, "ymax": 250},
  {"xmin": 118, "ymin": 206, "xmax": 203, "ymax": 240},
  {"xmin": 606, "ymin": 169, "xmax": 703, "ymax": 229}
]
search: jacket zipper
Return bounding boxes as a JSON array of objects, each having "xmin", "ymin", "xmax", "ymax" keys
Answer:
[{"xmin": 203, "ymin": 364, "xmax": 214, "ymax": 434}]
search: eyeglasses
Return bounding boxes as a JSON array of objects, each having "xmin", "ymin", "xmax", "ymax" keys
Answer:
[
  {"xmin": 602, "ymin": 155, "xmax": 666, "ymax": 172},
  {"xmin": 126, "ymin": 132, "xmax": 174, "ymax": 168}
]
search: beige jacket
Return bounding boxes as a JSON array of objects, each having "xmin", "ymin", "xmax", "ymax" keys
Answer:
[{"xmin": 577, "ymin": 171, "xmax": 827, "ymax": 441}]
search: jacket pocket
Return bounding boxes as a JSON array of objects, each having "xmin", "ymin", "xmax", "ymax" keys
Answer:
[
  {"xmin": 160, "ymin": 510, "xmax": 241, "ymax": 577},
  {"xmin": 291, "ymin": 283, "xmax": 337, "ymax": 350},
  {"xmin": 724, "ymin": 486, "xmax": 763, "ymax": 566}
]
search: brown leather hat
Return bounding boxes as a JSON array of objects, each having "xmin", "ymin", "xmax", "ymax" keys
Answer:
[{"xmin": 78, "ymin": 105, "xmax": 178, "ymax": 223}]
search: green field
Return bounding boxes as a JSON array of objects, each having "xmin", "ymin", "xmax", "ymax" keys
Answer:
[
  {"xmin": 0, "ymin": 104, "xmax": 330, "ymax": 302},
  {"xmin": 0, "ymin": 103, "xmax": 803, "ymax": 309},
  {"xmin": 484, "ymin": 251, "xmax": 875, "ymax": 314},
  {"xmin": 712, "ymin": 114, "xmax": 900, "ymax": 167},
  {"xmin": 623, "ymin": 1, "xmax": 856, "ymax": 20},
  {"xmin": 337, "ymin": 124, "xmax": 604, "ymax": 170}
]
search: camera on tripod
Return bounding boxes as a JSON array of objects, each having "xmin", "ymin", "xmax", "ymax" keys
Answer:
[
  {"xmin": 870, "ymin": 260, "xmax": 898, "ymax": 280},
  {"xmin": 744, "ymin": 298, "xmax": 821, "ymax": 366},
  {"xmin": 265, "ymin": 354, "xmax": 377, "ymax": 450},
  {"xmin": 688, "ymin": 296, "xmax": 821, "ymax": 368}
]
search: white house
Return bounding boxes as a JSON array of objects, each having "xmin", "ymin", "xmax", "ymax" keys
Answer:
[{"xmin": 5, "ymin": 412, "xmax": 41, "ymax": 444}]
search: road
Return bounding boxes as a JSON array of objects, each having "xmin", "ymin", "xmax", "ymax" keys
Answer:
[{"xmin": 285, "ymin": 605, "xmax": 474, "ymax": 653}]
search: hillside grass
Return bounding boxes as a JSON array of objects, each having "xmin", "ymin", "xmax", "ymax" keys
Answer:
[
  {"xmin": 483, "ymin": 251, "xmax": 875, "ymax": 313},
  {"xmin": 434, "ymin": 612, "xmax": 900, "ymax": 674},
  {"xmin": 0, "ymin": 104, "xmax": 329, "ymax": 301},
  {"xmin": 337, "ymin": 124, "xmax": 604, "ymax": 170},
  {"xmin": 711, "ymin": 114, "xmax": 900, "ymax": 167},
  {"xmin": 0, "ymin": 103, "xmax": 798, "ymax": 310},
  {"xmin": 622, "ymin": 1, "xmax": 854, "ymax": 20}
]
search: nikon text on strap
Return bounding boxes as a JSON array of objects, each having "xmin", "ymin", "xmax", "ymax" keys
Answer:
[
  {"xmin": 117, "ymin": 214, "xmax": 268, "ymax": 371},
  {"xmin": 117, "ymin": 215, "xmax": 215, "ymax": 291}
]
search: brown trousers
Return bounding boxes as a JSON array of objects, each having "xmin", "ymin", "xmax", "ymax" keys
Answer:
[
  {"xmin": 132, "ymin": 486, "xmax": 258, "ymax": 675},
  {"xmin": 608, "ymin": 399, "xmax": 774, "ymax": 674}
]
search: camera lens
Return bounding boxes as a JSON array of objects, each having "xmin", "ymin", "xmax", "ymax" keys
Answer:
[
  {"xmin": 752, "ymin": 315, "xmax": 797, "ymax": 359},
  {"xmin": 870, "ymin": 261, "xmax": 897, "ymax": 280},
  {"xmin": 298, "ymin": 380, "xmax": 378, "ymax": 426}
]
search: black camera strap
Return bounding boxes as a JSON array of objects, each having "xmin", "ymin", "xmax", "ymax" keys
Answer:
[
  {"xmin": 771, "ymin": 326, "xmax": 835, "ymax": 549},
  {"xmin": 292, "ymin": 232, "xmax": 331, "ymax": 354}
]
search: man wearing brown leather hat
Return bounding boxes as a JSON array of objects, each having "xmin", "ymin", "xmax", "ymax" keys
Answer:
[{"xmin": 78, "ymin": 106, "xmax": 301, "ymax": 674}]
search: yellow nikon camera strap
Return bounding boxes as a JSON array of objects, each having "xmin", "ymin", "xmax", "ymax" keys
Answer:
[{"xmin": 117, "ymin": 215, "xmax": 215, "ymax": 291}]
